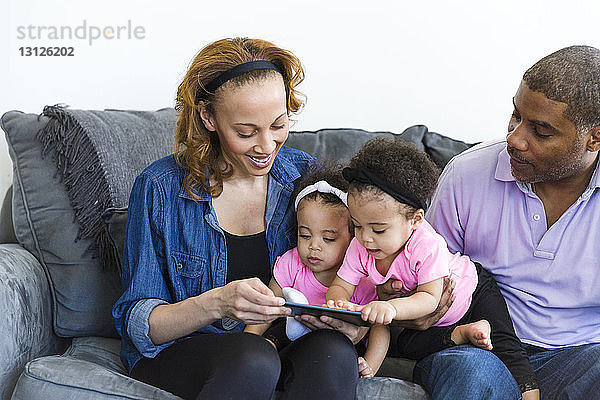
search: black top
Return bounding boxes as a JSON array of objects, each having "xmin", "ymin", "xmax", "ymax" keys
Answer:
[{"xmin": 224, "ymin": 230, "xmax": 271, "ymax": 285}]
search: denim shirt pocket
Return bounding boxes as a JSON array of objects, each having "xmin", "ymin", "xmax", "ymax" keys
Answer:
[{"xmin": 171, "ymin": 251, "xmax": 207, "ymax": 299}]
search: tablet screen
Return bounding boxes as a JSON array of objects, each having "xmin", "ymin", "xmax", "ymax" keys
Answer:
[{"xmin": 284, "ymin": 302, "xmax": 370, "ymax": 326}]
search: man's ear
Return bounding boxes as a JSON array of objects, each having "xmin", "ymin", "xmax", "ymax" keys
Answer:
[
  {"xmin": 586, "ymin": 126, "xmax": 600, "ymax": 152},
  {"xmin": 199, "ymin": 104, "xmax": 217, "ymax": 132}
]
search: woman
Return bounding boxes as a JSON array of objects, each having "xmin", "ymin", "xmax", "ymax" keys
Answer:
[{"xmin": 112, "ymin": 37, "xmax": 361, "ymax": 400}]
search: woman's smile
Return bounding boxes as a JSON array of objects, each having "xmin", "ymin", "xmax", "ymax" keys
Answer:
[{"xmin": 247, "ymin": 151, "xmax": 275, "ymax": 169}]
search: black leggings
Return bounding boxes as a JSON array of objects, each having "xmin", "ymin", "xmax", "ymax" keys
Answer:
[
  {"xmin": 389, "ymin": 263, "xmax": 537, "ymax": 393},
  {"xmin": 131, "ymin": 329, "xmax": 358, "ymax": 400}
]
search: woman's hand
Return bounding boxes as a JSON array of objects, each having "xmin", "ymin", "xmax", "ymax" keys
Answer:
[
  {"xmin": 218, "ymin": 277, "xmax": 291, "ymax": 325},
  {"xmin": 376, "ymin": 277, "xmax": 456, "ymax": 330},
  {"xmin": 294, "ymin": 314, "xmax": 369, "ymax": 344}
]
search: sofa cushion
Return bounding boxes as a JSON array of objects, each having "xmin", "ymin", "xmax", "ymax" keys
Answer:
[
  {"xmin": 11, "ymin": 355, "xmax": 182, "ymax": 400},
  {"xmin": 1, "ymin": 108, "xmax": 175, "ymax": 338},
  {"xmin": 0, "ymin": 244, "xmax": 68, "ymax": 400}
]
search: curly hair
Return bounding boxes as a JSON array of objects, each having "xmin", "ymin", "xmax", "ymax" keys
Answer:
[
  {"xmin": 523, "ymin": 45, "xmax": 600, "ymax": 133},
  {"xmin": 293, "ymin": 161, "xmax": 353, "ymax": 235},
  {"xmin": 347, "ymin": 137, "xmax": 440, "ymax": 216},
  {"xmin": 174, "ymin": 37, "xmax": 305, "ymax": 199}
]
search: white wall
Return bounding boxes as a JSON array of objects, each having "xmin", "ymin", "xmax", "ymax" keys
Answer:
[{"xmin": 2, "ymin": 0, "xmax": 600, "ymax": 201}]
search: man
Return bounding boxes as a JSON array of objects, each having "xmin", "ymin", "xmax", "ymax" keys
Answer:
[{"xmin": 386, "ymin": 45, "xmax": 600, "ymax": 399}]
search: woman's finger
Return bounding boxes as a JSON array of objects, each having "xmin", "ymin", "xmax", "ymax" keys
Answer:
[{"xmin": 296, "ymin": 315, "xmax": 321, "ymax": 330}]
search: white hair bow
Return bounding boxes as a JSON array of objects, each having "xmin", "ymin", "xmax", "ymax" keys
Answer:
[{"xmin": 294, "ymin": 180, "xmax": 348, "ymax": 211}]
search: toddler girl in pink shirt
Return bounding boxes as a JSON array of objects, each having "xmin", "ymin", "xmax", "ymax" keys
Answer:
[
  {"xmin": 327, "ymin": 138, "xmax": 538, "ymax": 396},
  {"xmin": 245, "ymin": 165, "xmax": 387, "ymax": 377}
]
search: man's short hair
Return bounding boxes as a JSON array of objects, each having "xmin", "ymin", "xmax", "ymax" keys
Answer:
[{"xmin": 523, "ymin": 45, "xmax": 600, "ymax": 132}]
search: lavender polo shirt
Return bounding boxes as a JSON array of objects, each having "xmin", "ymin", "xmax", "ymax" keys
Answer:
[{"xmin": 427, "ymin": 138, "xmax": 600, "ymax": 349}]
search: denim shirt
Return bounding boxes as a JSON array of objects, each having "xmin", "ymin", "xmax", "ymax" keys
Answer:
[{"xmin": 112, "ymin": 146, "xmax": 315, "ymax": 372}]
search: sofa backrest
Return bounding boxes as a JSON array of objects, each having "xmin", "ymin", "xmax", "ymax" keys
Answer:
[{"xmin": 286, "ymin": 126, "xmax": 472, "ymax": 169}]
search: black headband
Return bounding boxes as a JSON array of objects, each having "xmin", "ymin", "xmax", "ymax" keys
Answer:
[
  {"xmin": 196, "ymin": 60, "xmax": 282, "ymax": 102},
  {"xmin": 342, "ymin": 167, "xmax": 426, "ymax": 211}
]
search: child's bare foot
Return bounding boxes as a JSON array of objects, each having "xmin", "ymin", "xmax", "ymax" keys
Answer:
[{"xmin": 451, "ymin": 320, "xmax": 492, "ymax": 350}]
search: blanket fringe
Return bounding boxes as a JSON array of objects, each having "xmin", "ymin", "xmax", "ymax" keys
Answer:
[{"xmin": 38, "ymin": 105, "xmax": 120, "ymax": 274}]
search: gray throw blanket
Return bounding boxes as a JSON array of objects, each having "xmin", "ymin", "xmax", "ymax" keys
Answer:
[{"xmin": 38, "ymin": 105, "xmax": 176, "ymax": 273}]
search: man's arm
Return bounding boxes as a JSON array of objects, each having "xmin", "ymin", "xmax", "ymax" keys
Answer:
[{"xmin": 377, "ymin": 277, "xmax": 455, "ymax": 330}]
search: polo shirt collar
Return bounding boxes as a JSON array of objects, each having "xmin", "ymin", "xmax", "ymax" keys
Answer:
[
  {"xmin": 494, "ymin": 146, "xmax": 515, "ymax": 182},
  {"xmin": 588, "ymin": 156, "xmax": 600, "ymax": 189}
]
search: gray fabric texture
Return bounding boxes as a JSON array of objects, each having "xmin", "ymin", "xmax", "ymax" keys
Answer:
[
  {"xmin": 378, "ymin": 356, "xmax": 417, "ymax": 382},
  {"xmin": 0, "ymin": 186, "xmax": 16, "ymax": 244},
  {"xmin": 0, "ymin": 244, "xmax": 68, "ymax": 400},
  {"xmin": 1, "ymin": 108, "xmax": 175, "ymax": 338},
  {"xmin": 10, "ymin": 355, "xmax": 182, "ymax": 400},
  {"xmin": 37, "ymin": 105, "xmax": 176, "ymax": 274},
  {"xmin": 102, "ymin": 207, "xmax": 128, "ymax": 272},
  {"xmin": 285, "ymin": 125, "xmax": 473, "ymax": 169},
  {"xmin": 2, "ymin": 111, "xmax": 121, "ymax": 337}
]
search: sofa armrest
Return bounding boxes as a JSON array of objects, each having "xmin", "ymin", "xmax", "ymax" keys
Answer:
[{"xmin": 0, "ymin": 244, "xmax": 68, "ymax": 400}]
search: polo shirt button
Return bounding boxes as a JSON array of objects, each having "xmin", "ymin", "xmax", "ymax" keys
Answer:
[{"xmin": 533, "ymin": 214, "xmax": 541, "ymax": 221}]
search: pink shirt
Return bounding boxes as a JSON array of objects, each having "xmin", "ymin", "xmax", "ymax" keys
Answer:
[
  {"xmin": 273, "ymin": 248, "xmax": 378, "ymax": 306},
  {"xmin": 338, "ymin": 221, "xmax": 477, "ymax": 326}
]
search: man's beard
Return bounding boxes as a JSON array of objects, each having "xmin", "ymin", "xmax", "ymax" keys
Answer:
[{"xmin": 507, "ymin": 141, "xmax": 588, "ymax": 184}]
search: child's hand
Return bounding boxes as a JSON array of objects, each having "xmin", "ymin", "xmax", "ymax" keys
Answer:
[
  {"xmin": 358, "ymin": 356, "xmax": 374, "ymax": 378},
  {"xmin": 326, "ymin": 299, "xmax": 356, "ymax": 311},
  {"xmin": 360, "ymin": 301, "xmax": 397, "ymax": 325}
]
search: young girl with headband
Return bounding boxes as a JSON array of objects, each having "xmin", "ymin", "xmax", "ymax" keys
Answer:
[
  {"xmin": 327, "ymin": 138, "xmax": 539, "ymax": 399},
  {"xmin": 245, "ymin": 164, "xmax": 389, "ymax": 378}
]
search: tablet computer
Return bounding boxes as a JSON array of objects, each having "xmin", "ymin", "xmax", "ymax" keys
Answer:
[{"xmin": 284, "ymin": 302, "xmax": 370, "ymax": 326}]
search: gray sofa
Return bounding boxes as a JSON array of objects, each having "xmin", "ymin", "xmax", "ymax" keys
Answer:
[{"xmin": 0, "ymin": 107, "xmax": 472, "ymax": 400}]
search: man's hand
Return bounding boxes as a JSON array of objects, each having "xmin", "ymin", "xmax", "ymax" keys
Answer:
[
  {"xmin": 376, "ymin": 279, "xmax": 407, "ymax": 301},
  {"xmin": 295, "ymin": 314, "xmax": 368, "ymax": 344},
  {"xmin": 377, "ymin": 277, "xmax": 456, "ymax": 330}
]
